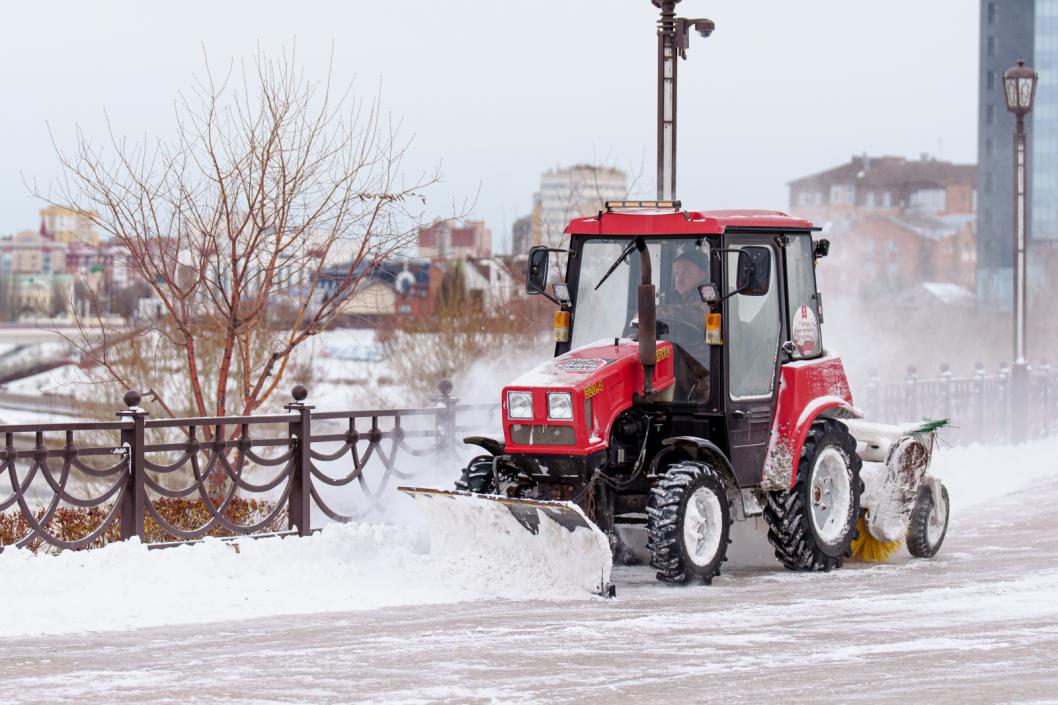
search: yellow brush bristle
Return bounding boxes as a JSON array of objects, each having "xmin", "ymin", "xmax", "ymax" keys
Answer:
[{"xmin": 850, "ymin": 517, "xmax": 904, "ymax": 563}]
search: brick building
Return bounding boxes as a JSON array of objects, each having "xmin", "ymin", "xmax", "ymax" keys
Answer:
[
  {"xmin": 788, "ymin": 155, "xmax": 978, "ymax": 302},
  {"xmin": 789, "ymin": 154, "xmax": 975, "ymax": 222},
  {"xmin": 416, "ymin": 220, "xmax": 491, "ymax": 259}
]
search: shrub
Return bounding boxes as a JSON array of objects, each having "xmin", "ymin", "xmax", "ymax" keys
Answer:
[{"xmin": 0, "ymin": 497, "xmax": 289, "ymax": 553}]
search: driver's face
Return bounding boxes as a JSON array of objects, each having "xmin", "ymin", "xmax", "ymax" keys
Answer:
[{"xmin": 674, "ymin": 259, "xmax": 707, "ymax": 296}]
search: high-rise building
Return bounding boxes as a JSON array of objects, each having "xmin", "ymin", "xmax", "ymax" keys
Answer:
[
  {"xmin": 977, "ymin": 0, "xmax": 1058, "ymax": 307},
  {"xmin": 531, "ymin": 165, "xmax": 627, "ymax": 249},
  {"xmin": 39, "ymin": 205, "xmax": 101, "ymax": 246},
  {"xmin": 510, "ymin": 215, "xmax": 532, "ymax": 256}
]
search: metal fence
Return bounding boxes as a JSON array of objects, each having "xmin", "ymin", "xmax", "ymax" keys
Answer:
[
  {"xmin": 859, "ymin": 362, "xmax": 1058, "ymax": 445},
  {"xmin": 0, "ymin": 381, "xmax": 495, "ymax": 552},
  {"xmin": 4, "ymin": 362, "xmax": 1056, "ymax": 553}
]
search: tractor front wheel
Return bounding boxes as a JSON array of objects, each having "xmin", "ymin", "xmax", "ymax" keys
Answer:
[
  {"xmin": 646, "ymin": 462, "xmax": 732, "ymax": 585},
  {"xmin": 454, "ymin": 456, "xmax": 496, "ymax": 494},
  {"xmin": 765, "ymin": 419, "xmax": 862, "ymax": 571}
]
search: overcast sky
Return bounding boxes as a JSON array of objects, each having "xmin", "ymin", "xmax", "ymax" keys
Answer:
[{"xmin": 0, "ymin": 1, "xmax": 979, "ymax": 251}]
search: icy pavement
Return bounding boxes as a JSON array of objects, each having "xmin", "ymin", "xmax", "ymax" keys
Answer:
[{"xmin": 2, "ymin": 439, "xmax": 1058, "ymax": 704}]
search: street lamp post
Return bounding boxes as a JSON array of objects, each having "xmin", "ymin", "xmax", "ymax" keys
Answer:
[
  {"xmin": 653, "ymin": 1, "xmax": 714, "ymax": 201},
  {"xmin": 1003, "ymin": 57, "xmax": 1039, "ymax": 443}
]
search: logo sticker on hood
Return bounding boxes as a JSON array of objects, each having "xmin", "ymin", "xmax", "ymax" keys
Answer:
[{"xmin": 553, "ymin": 358, "xmax": 609, "ymax": 373}]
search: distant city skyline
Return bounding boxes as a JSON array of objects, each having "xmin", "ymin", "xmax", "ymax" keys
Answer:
[{"xmin": 0, "ymin": 1, "xmax": 978, "ymax": 252}]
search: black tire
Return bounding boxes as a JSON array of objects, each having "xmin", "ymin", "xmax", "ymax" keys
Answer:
[
  {"xmin": 907, "ymin": 483, "xmax": 949, "ymax": 558},
  {"xmin": 646, "ymin": 461, "xmax": 732, "ymax": 585},
  {"xmin": 764, "ymin": 419, "xmax": 862, "ymax": 572},
  {"xmin": 454, "ymin": 455, "xmax": 496, "ymax": 494}
]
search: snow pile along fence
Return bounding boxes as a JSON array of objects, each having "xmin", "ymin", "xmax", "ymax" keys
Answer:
[
  {"xmin": 861, "ymin": 361, "xmax": 1058, "ymax": 445},
  {"xmin": 0, "ymin": 381, "xmax": 496, "ymax": 553}
]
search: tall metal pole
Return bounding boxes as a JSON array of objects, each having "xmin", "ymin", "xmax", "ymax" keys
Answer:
[
  {"xmin": 656, "ymin": 0, "xmax": 679, "ymax": 201},
  {"xmin": 1013, "ymin": 112, "xmax": 1028, "ymax": 368}
]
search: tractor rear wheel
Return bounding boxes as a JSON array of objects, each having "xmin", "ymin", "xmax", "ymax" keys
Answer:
[
  {"xmin": 646, "ymin": 462, "xmax": 732, "ymax": 585},
  {"xmin": 907, "ymin": 483, "xmax": 949, "ymax": 558},
  {"xmin": 765, "ymin": 419, "xmax": 862, "ymax": 571},
  {"xmin": 454, "ymin": 456, "xmax": 496, "ymax": 494}
]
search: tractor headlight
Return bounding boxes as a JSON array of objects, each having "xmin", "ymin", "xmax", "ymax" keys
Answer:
[
  {"xmin": 507, "ymin": 391, "xmax": 534, "ymax": 420},
  {"xmin": 547, "ymin": 392, "xmax": 573, "ymax": 420}
]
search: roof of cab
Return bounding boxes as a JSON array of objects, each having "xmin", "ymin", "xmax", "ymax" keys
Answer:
[{"xmin": 563, "ymin": 209, "xmax": 816, "ymax": 236}]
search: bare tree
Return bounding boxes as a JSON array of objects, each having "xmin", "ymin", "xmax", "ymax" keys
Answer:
[
  {"xmin": 38, "ymin": 49, "xmax": 441, "ymax": 419},
  {"xmin": 377, "ymin": 259, "xmax": 552, "ymax": 404}
]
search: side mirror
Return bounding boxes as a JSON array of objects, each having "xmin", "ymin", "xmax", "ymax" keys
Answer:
[
  {"xmin": 526, "ymin": 246, "xmax": 550, "ymax": 295},
  {"xmin": 736, "ymin": 247, "xmax": 770, "ymax": 296},
  {"xmin": 814, "ymin": 238, "xmax": 831, "ymax": 260}
]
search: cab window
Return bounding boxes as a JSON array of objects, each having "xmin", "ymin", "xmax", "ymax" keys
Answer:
[
  {"xmin": 726, "ymin": 245, "xmax": 780, "ymax": 399},
  {"xmin": 785, "ymin": 234, "xmax": 823, "ymax": 358}
]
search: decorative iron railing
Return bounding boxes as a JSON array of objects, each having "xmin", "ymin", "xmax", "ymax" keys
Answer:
[
  {"xmin": 858, "ymin": 362, "xmax": 1058, "ymax": 445},
  {"xmin": 4, "ymin": 363, "xmax": 1056, "ymax": 553},
  {"xmin": 0, "ymin": 381, "xmax": 496, "ymax": 552}
]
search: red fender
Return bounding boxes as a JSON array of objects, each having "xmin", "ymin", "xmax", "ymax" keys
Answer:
[{"xmin": 761, "ymin": 354, "xmax": 862, "ymax": 491}]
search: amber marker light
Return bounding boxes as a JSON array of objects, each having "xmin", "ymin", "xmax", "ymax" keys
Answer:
[{"xmin": 554, "ymin": 310, "xmax": 571, "ymax": 343}]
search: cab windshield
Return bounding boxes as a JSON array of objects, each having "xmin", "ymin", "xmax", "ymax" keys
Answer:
[{"xmin": 570, "ymin": 237, "xmax": 713, "ymax": 401}]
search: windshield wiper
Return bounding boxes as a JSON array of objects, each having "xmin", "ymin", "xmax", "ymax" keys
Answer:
[{"xmin": 594, "ymin": 238, "xmax": 641, "ymax": 291}]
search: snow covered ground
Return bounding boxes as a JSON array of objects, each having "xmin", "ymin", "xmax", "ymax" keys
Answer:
[{"xmin": 1, "ymin": 437, "xmax": 1057, "ymax": 703}]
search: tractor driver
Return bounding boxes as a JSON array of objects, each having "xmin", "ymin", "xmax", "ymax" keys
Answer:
[
  {"xmin": 661, "ymin": 248, "xmax": 711, "ymax": 401},
  {"xmin": 672, "ymin": 249, "xmax": 710, "ymax": 305}
]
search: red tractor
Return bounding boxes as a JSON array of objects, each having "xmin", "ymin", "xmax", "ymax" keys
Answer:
[
  {"xmin": 404, "ymin": 202, "xmax": 949, "ymax": 587},
  {"xmin": 402, "ymin": 2, "xmax": 948, "ymax": 589}
]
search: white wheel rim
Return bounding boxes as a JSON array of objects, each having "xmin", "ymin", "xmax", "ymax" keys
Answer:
[
  {"xmin": 809, "ymin": 447, "xmax": 852, "ymax": 544},
  {"xmin": 683, "ymin": 486, "xmax": 723, "ymax": 567},
  {"xmin": 926, "ymin": 497, "xmax": 946, "ymax": 546}
]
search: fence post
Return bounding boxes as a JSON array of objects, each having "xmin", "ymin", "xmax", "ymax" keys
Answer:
[
  {"xmin": 118, "ymin": 390, "xmax": 147, "ymax": 542},
  {"xmin": 285, "ymin": 385, "xmax": 313, "ymax": 537},
  {"xmin": 433, "ymin": 379, "xmax": 459, "ymax": 457},
  {"xmin": 1041, "ymin": 359, "xmax": 1053, "ymax": 437},
  {"xmin": 939, "ymin": 363, "xmax": 953, "ymax": 423},
  {"xmin": 905, "ymin": 365, "xmax": 918, "ymax": 422},
  {"xmin": 973, "ymin": 362, "xmax": 986, "ymax": 441},
  {"xmin": 866, "ymin": 369, "xmax": 880, "ymax": 422},
  {"xmin": 998, "ymin": 361, "xmax": 1011, "ymax": 444}
]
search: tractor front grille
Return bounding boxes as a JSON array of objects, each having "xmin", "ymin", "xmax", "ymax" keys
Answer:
[{"xmin": 509, "ymin": 424, "xmax": 577, "ymax": 446}]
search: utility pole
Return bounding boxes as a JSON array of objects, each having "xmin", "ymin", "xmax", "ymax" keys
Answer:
[{"xmin": 653, "ymin": 1, "xmax": 714, "ymax": 201}]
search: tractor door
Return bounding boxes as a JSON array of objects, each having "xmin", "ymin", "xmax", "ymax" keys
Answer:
[{"xmin": 723, "ymin": 237, "xmax": 784, "ymax": 486}]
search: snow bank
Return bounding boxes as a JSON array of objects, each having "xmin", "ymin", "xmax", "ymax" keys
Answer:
[
  {"xmin": 2, "ymin": 436, "xmax": 1055, "ymax": 638},
  {"xmin": 928, "ymin": 436, "xmax": 1058, "ymax": 514},
  {"xmin": 0, "ymin": 519, "xmax": 603, "ymax": 638}
]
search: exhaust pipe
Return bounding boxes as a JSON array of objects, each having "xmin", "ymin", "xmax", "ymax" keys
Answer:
[{"xmin": 636, "ymin": 238, "xmax": 656, "ymax": 396}]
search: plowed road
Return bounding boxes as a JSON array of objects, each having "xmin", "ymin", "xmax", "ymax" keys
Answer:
[{"xmin": 3, "ymin": 478, "xmax": 1057, "ymax": 705}]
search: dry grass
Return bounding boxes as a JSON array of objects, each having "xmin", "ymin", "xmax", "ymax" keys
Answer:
[{"xmin": 0, "ymin": 496, "xmax": 288, "ymax": 553}]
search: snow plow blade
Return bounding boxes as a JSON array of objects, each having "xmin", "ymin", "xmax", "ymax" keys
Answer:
[{"xmin": 398, "ymin": 487, "xmax": 614, "ymax": 596}]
